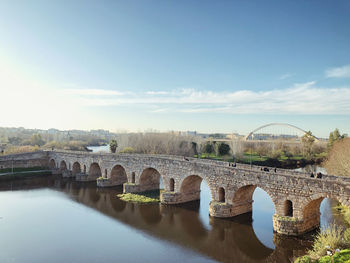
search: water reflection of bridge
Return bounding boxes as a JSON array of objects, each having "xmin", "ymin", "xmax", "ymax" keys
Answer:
[{"xmin": 0, "ymin": 177, "xmax": 310, "ymax": 263}]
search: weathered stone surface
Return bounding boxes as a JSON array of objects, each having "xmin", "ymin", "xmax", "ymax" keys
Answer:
[{"xmin": 2, "ymin": 149, "xmax": 350, "ymax": 236}]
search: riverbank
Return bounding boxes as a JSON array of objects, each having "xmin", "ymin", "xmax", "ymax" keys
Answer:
[
  {"xmin": 296, "ymin": 249, "xmax": 350, "ymax": 263},
  {"xmin": 0, "ymin": 167, "xmax": 51, "ymax": 181}
]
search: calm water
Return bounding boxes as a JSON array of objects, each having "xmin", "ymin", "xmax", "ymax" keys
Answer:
[
  {"xmin": 87, "ymin": 144, "xmax": 110, "ymax": 153},
  {"xmin": 0, "ymin": 157, "xmax": 344, "ymax": 262}
]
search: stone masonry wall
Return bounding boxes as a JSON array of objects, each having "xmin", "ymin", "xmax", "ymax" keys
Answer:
[
  {"xmin": 0, "ymin": 151, "xmax": 49, "ymax": 169},
  {"xmin": 3, "ymin": 149, "xmax": 350, "ymax": 236}
]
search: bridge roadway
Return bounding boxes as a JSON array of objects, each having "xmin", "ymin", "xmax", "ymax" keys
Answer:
[{"xmin": 1, "ymin": 150, "xmax": 350, "ymax": 236}]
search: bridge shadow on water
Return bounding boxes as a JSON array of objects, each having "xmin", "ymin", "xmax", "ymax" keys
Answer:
[{"xmin": 0, "ymin": 176, "xmax": 313, "ymax": 263}]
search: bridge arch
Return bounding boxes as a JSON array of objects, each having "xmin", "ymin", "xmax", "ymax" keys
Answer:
[
  {"xmin": 232, "ymin": 184, "xmax": 276, "ymax": 216},
  {"xmin": 169, "ymin": 178, "xmax": 175, "ymax": 192},
  {"xmin": 49, "ymin": 159, "xmax": 56, "ymax": 169},
  {"xmin": 131, "ymin": 172, "xmax": 135, "ymax": 183},
  {"xmin": 284, "ymin": 200, "xmax": 293, "ymax": 217},
  {"xmin": 110, "ymin": 164, "xmax": 128, "ymax": 185},
  {"xmin": 180, "ymin": 175, "xmax": 202, "ymax": 195},
  {"xmin": 218, "ymin": 187, "xmax": 225, "ymax": 203},
  {"xmin": 179, "ymin": 174, "xmax": 214, "ymax": 202},
  {"xmin": 72, "ymin": 162, "xmax": 81, "ymax": 176},
  {"xmin": 139, "ymin": 167, "xmax": 161, "ymax": 191},
  {"xmin": 59, "ymin": 160, "xmax": 67, "ymax": 171},
  {"xmin": 300, "ymin": 193, "xmax": 349, "ymax": 222},
  {"xmin": 245, "ymin": 122, "xmax": 318, "ymax": 140},
  {"xmin": 88, "ymin": 162, "xmax": 102, "ymax": 180}
]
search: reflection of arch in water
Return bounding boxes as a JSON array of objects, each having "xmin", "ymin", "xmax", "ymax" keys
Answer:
[
  {"xmin": 212, "ymin": 216, "xmax": 274, "ymax": 261},
  {"xmin": 110, "ymin": 194, "xmax": 126, "ymax": 212},
  {"xmin": 14, "ymin": 177, "xmax": 279, "ymax": 263},
  {"xmin": 139, "ymin": 204, "xmax": 162, "ymax": 225},
  {"xmin": 233, "ymin": 185, "xmax": 276, "ymax": 249},
  {"xmin": 179, "ymin": 203, "xmax": 208, "ymax": 239},
  {"xmin": 88, "ymin": 188, "xmax": 101, "ymax": 203}
]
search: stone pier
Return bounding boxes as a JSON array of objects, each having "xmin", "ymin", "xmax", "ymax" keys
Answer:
[{"xmin": 2, "ymin": 150, "xmax": 350, "ymax": 236}]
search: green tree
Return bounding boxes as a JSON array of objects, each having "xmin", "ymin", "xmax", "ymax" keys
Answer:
[
  {"xmin": 218, "ymin": 142, "xmax": 231, "ymax": 156},
  {"xmin": 202, "ymin": 142, "xmax": 214, "ymax": 155},
  {"xmin": 333, "ymin": 128, "xmax": 341, "ymax": 141},
  {"xmin": 328, "ymin": 128, "xmax": 347, "ymax": 150},
  {"xmin": 328, "ymin": 132, "xmax": 335, "ymax": 149},
  {"xmin": 109, "ymin": 139, "xmax": 118, "ymax": 153}
]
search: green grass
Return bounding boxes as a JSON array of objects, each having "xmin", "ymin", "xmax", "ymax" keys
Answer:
[
  {"xmin": 194, "ymin": 152, "xmax": 325, "ymax": 168},
  {"xmin": 117, "ymin": 190, "xmax": 161, "ymax": 203},
  {"xmin": 295, "ymin": 249, "xmax": 350, "ymax": 263}
]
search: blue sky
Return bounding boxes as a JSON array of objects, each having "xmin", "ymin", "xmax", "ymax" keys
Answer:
[{"xmin": 0, "ymin": 0, "xmax": 349, "ymax": 137}]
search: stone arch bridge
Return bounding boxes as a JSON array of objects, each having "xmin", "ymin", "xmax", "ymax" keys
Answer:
[{"xmin": 2, "ymin": 150, "xmax": 350, "ymax": 236}]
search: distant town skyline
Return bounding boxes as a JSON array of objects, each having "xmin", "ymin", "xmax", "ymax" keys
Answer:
[{"xmin": 1, "ymin": 1, "xmax": 349, "ymax": 138}]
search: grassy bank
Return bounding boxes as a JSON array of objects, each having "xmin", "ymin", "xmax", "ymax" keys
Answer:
[
  {"xmin": 196, "ymin": 152, "xmax": 325, "ymax": 169},
  {"xmin": 117, "ymin": 190, "xmax": 161, "ymax": 203},
  {"xmin": 295, "ymin": 206, "xmax": 350, "ymax": 263},
  {"xmin": 295, "ymin": 249, "xmax": 350, "ymax": 263}
]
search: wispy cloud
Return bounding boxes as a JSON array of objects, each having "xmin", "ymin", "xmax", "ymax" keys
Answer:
[
  {"xmin": 279, "ymin": 73, "xmax": 293, "ymax": 80},
  {"xmin": 65, "ymin": 89, "xmax": 124, "ymax": 96},
  {"xmin": 326, "ymin": 65, "xmax": 350, "ymax": 78},
  {"xmin": 146, "ymin": 91, "xmax": 169, "ymax": 95},
  {"xmin": 64, "ymin": 81, "xmax": 350, "ymax": 115}
]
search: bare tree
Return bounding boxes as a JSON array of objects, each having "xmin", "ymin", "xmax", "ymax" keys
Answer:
[{"xmin": 325, "ymin": 138, "xmax": 350, "ymax": 177}]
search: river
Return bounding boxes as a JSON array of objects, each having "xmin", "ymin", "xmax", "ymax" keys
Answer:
[{"xmin": 0, "ymin": 148, "xmax": 345, "ymax": 263}]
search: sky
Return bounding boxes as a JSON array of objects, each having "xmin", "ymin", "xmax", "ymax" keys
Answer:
[{"xmin": 0, "ymin": 0, "xmax": 350, "ymax": 138}]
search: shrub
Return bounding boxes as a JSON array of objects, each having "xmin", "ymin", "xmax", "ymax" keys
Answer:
[
  {"xmin": 109, "ymin": 139, "xmax": 118, "ymax": 153},
  {"xmin": 4, "ymin": 145, "xmax": 40, "ymax": 155},
  {"xmin": 294, "ymin": 255, "xmax": 312, "ymax": 263},
  {"xmin": 218, "ymin": 142, "xmax": 231, "ymax": 156},
  {"xmin": 308, "ymin": 224, "xmax": 345, "ymax": 260},
  {"xmin": 120, "ymin": 147, "xmax": 134, "ymax": 153}
]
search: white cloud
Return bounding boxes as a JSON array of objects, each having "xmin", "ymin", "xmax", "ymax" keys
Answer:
[
  {"xmin": 279, "ymin": 73, "xmax": 293, "ymax": 80},
  {"xmin": 326, "ymin": 65, "xmax": 350, "ymax": 78},
  {"xmin": 146, "ymin": 91, "xmax": 169, "ymax": 95},
  {"xmin": 65, "ymin": 89, "xmax": 124, "ymax": 96},
  {"xmin": 65, "ymin": 81, "xmax": 350, "ymax": 115}
]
